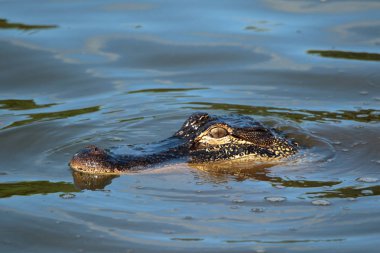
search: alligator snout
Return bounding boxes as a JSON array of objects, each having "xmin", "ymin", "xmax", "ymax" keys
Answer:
[{"xmin": 69, "ymin": 145, "xmax": 119, "ymax": 174}]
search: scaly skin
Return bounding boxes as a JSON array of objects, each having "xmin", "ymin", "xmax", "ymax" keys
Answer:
[{"xmin": 69, "ymin": 112, "xmax": 298, "ymax": 174}]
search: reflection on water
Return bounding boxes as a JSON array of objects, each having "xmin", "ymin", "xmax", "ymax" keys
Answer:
[
  {"xmin": 3, "ymin": 106, "xmax": 100, "ymax": 129},
  {"xmin": 0, "ymin": 99, "xmax": 56, "ymax": 110},
  {"xmin": 244, "ymin": 20, "xmax": 279, "ymax": 32},
  {"xmin": 71, "ymin": 158, "xmax": 341, "ymax": 191},
  {"xmin": 191, "ymin": 161, "xmax": 341, "ymax": 187},
  {"xmin": 72, "ymin": 171, "xmax": 118, "ymax": 190},
  {"xmin": 308, "ymin": 50, "xmax": 380, "ymax": 61},
  {"xmin": 0, "ymin": 0, "xmax": 379, "ymax": 252},
  {"xmin": 245, "ymin": 26, "xmax": 270, "ymax": 32},
  {"xmin": 101, "ymin": 36, "xmax": 271, "ymax": 71},
  {"xmin": 0, "ymin": 181, "xmax": 78, "ymax": 198},
  {"xmin": 308, "ymin": 185, "xmax": 380, "ymax": 199},
  {"xmin": 171, "ymin": 238, "xmax": 204, "ymax": 241},
  {"xmin": 185, "ymin": 102, "xmax": 380, "ymax": 123},
  {"xmin": 128, "ymin": 88, "xmax": 206, "ymax": 94},
  {"xmin": 0, "ymin": 18, "xmax": 57, "ymax": 30},
  {"xmin": 224, "ymin": 238, "xmax": 345, "ymax": 244}
]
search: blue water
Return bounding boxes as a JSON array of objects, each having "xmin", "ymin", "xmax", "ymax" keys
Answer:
[{"xmin": 1, "ymin": 1, "xmax": 380, "ymax": 252}]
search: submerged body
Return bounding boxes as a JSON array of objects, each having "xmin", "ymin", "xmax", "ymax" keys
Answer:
[{"xmin": 69, "ymin": 112, "xmax": 298, "ymax": 174}]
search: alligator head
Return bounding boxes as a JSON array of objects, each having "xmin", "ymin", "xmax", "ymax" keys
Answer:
[{"xmin": 69, "ymin": 112, "xmax": 298, "ymax": 174}]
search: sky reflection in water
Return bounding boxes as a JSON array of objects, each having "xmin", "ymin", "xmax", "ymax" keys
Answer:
[{"xmin": 0, "ymin": 0, "xmax": 379, "ymax": 252}]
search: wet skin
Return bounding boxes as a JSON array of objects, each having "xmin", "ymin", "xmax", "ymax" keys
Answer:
[{"xmin": 69, "ymin": 112, "xmax": 298, "ymax": 174}]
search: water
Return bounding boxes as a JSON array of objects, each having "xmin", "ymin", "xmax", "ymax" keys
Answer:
[{"xmin": 1, "ymin": 0, "xmax": 379, "ymax": 252}]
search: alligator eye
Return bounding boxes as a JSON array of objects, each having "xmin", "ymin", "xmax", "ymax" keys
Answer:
[{"xmin": 209, "ymin": 127, "xmax": 228, "ymax": 138}]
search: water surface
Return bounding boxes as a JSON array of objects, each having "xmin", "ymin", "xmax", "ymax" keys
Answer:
[{"xmin": 1, "ymin": 1, "xmax": 379, "ymax": 252}]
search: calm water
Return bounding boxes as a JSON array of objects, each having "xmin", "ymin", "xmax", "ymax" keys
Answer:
[{"xmin": 1, "ymin": 1, "xmax": 380, "ymax": 252}]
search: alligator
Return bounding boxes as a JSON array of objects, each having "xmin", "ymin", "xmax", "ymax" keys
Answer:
[{"xmin": 69, "ymin": 112, "xmax": 298, "ymax": 174}]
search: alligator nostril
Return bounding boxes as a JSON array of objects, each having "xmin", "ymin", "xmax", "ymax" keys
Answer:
[
  {"xmin": 85, "ymin": 145, "xmax": 101, "ymax": 152},
  {"xmin": 88, "ymin": 145, "xmax": 106, "ymax": 155}
]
